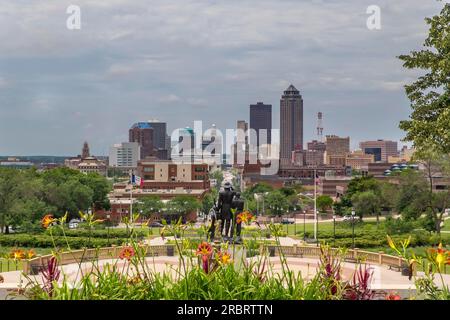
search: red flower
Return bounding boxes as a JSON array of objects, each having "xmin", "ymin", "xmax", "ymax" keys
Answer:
[
  {"xmin": 196, "ymin": 242, "xmax": 213, "ymax": 259},
  {"xmin": 386, "ymin": 292, "xmax": 402, "ymax": 300},
  {"xmin": 196, "ymin": 242, "xmax": 213, "ymax": 273},
  {"xmin": 119, "ymin": 247, "xmax": 135, "ymax": 261}
]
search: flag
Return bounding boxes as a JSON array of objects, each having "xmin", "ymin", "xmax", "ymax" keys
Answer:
[
  {"xmin": 131, "ymin": 174, "xmax": 143, "ymax": 188},
  {"xmin": 315, "ymin": 172, "xmax": 321, "ymax": 185}
]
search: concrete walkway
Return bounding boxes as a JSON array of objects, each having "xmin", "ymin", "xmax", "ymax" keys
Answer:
[{"xmin": 2, "ymin": 255, "xmax": 449, "ymax": 299}]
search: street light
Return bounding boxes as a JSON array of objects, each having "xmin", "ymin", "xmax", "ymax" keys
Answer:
[
  {"xmin": 294, "ymin": 206, "xmax": 297, "ymax": 236},
  {"xmin": 332, "ymin": 213, "xmax": 336, "ymax": 248},
  {"xmin": 351, "ymin": 209, "xmax": 356, "ymax": 249},
  {"xmin": 106, "ymin": 213, "xmax": 111, "ymax": 246},
  {"xmin": 303, "ymin": 210, "xmax": 306, "ymax": 242}
]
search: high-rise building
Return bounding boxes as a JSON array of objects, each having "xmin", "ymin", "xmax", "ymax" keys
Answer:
[
  {"xmin": 360, "ymin": 140, "xmax": 398, "ymax": 162},
  {"xmin": 250, "ymin": 102, "xmax": 272, "ymax": 148},
  {"xmin": 109, "ymin": 142, "xmax": 140, "ymax": 168},
  {"xmin": 129, "ymin": 122, "xmax": 154, "ymax": 160},
  {"xmin": 324, "ymin": 135, "xmax": 350, "ymax": 166},
  {"xmin": 280, "ymin": 85, "xmax": 303, "ymax": 166},
  {"xmin": 148, "ymin": 120, "xmax": 168, "ymax": 159}
]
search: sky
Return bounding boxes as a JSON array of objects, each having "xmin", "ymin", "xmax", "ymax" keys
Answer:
[{"xmin": 0, "ymin": 0, "xmax": 447, "ymax": 156}]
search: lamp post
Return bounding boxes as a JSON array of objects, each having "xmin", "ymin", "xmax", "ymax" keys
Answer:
[
  {"xmin": 332, "ymin": 214, "xmax": 336, "ymax": 248},
  {"xmin": 351, "ymin": 209, "xmax": 356, "ymax": 249},
  {"xmin": 303, "ymin": 210, "xmax": 306, "ymax": 242},
  {"xmin": 294, "ymin": 206, "xmax": 297, "ymax": 236},
  {"xmin": 106, "ymin": 213, "xmax": 111, "ymax": 246}
]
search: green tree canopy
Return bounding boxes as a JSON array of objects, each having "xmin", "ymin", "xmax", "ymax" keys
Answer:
[
  {"xmin": 351, "ymin": 190, "xmax": 382, "ymax": 224},
  {"xmin": 399, "ymin": 2, "xmax": 450, "ymax": 153},
  {"xmin": 316, "ymin": 195, "xmax": 334, "ymax": 213}
]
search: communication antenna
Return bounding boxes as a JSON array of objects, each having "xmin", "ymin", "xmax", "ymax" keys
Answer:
[{"xmin": 316, "ymin": 112, "xmax": 324, "ymax": 142}]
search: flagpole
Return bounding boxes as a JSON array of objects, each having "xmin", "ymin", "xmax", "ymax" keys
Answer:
[
  {"xmin": 130, "ymin": 183, "xmax": 133, "ymax": 224},
  {"xmin": 314, "ymin": 169, "xmax": 317, "ymax": 242}
]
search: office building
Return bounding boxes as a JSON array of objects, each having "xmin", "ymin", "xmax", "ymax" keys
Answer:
[
  {"xmin": 280, "ymin": 85, "xmax": 303, "ymax": 166},
  {"xmin": 109, "ymin": 142, "xmax": 140, "ymax": 168},
  {"xmin": 360, "ymin": 140, "xmax": 398, "ymax": 162},
  {"xmin": 250, "ymin": 102, "xmax": 272, "ymax": 148}
]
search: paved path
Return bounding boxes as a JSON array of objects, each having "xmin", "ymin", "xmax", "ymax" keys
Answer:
[{"xmin": 2, "ymin": 254, "xmax": 450, "ymax": 299}]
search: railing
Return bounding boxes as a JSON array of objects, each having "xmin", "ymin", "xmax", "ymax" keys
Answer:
[
  {"xmin": 22, "ymin": 245, "xmax": 175, "ymax": 275},
  {"xmin": 19, "ymin": 244, "xmax": 406, "ymax": 275},
  {"xmin": 0, "ymin": 259, "xmax": 22, "ymax": 273}
]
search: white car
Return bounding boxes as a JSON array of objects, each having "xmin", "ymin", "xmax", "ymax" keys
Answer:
[
  {"xmin": 68, "ymin": 222, "xmax": 79, "ymax": 229},
  {"xmin": 343, "ymin": 215, "xmax": 360, "ymax": 222}
]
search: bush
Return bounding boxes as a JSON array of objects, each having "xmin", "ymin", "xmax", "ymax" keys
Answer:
[
  {"xmin": 384, "ymin": 217, "xmax": 418, "ymax": 234},
  {"xmin": 0, "ymin": 234, "xmax": 126, "ymax": 249}
]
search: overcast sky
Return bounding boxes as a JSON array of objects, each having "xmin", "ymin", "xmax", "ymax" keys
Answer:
[{"xmin": 0, "ymin": 0, "xmax": 447, "ymax": 156}]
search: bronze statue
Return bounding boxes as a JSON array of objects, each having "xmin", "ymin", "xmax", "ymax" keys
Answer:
[{"xmin": 217, "ymin": 181, "xmax": 235, "ymax": 242}]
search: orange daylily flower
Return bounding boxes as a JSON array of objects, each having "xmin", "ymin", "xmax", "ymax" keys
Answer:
[
  {"xmin": 236, "ymin": 211, "xmax": 254, "ymax": 224},
  {"xmin": 10, "ymin": 249, "xmax": 26, "ymax": 260},
  {"xmin": 386, "ymin": 292, "xmax": 402, "ymax": 300},
  {"xmin": 119, "ymin": 247, "xmax": 135, "ymax": 261},
  {"xmin": 41, "ymin": 214, "xmax": 56, "ymax": 229},
  {"xmin": 26, "ymin": 250, "xmax": 36, "ymax": 259},
  {"xmin": 196, "ymin": 242, "xmax": 213, "ymax": 259}
]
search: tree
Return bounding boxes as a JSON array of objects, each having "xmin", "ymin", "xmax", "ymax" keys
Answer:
[
  {"xmin": 351, "ymin": 191, "xmax": 382, "ymax": 224},
  {"xmin": 395, "ymin": 169, "xmax": 428, "ymax": 220},
  {"xmin": 399, "ymin": 2, "xmax": 450, "ymax": 153},
  {"xmin": 209, "ymin": 169, "xmax": 224, "ymax": 188},
  {"xmin": 316, "ymin": 195, "xmax": 333, "ymax": 213},
  {"xmin": 341, "ymin": 176, "xmax": 381, "ymax": 208},
  {"xmin": 138, "ymin": 196, "xmax": 164, "ymax": 218},
  {"xmin": 201, "ymin": 193, "xmax": 215, "ymax": 216},
  {"xmin": 265, "ymin": 190, "xmax": 290, "ymax": 217},
  {"xmin": 167, "ymin": 196, "xmax": 200, "ymax": 217},
  {"xmin": 80, "ymin": 173, "xmax": 112, "ymax": 210},
  {"xmin": 413, "ymin": 147, "xmax": 450, "ymax": 233}
]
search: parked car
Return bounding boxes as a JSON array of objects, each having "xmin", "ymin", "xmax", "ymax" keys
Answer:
[
  {"xmin": 148, "ymin": 221, "xmax": 164, "ymax": 228},
  {"xmin": 343, "ymin": 215, "xmax": 360, "ymax": 222},
  {"xmin": 281, "ymin": 218, "xmax": 295, "ymax": 224}
]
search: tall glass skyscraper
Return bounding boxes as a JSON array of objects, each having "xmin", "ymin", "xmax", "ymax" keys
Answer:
[{"xmin": 280, "ymin": 84, "xmax": 303, "ymax": 165}]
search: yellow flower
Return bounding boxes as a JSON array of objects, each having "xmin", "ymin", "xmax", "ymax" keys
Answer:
[
  {"xmin": 26, "ymin": 250, "xmax": 36, "ymax": 259},
  {"xmin": 387, "ymin": 235, "xmax": 397, "ymax": 251},
  {"xmin": 436, "ymin": 243, "xmax": 446, "ymax": 266},
  {"xmin": 217, "ymin": 251, "xmax": 232, "ymax": 265},
  {"xmin": 10, "ymin": 249, "xmax": 26, "ymax": 260}
]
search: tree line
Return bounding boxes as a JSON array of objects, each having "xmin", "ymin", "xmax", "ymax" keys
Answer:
[{"xmin": 0, "ymin": 167, "xmax": 111, "ymax": 233}]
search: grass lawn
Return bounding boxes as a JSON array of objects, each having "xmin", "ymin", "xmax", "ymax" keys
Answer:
[
  {"xmin": 282, "ymin": 220, "xmax": 381, "ymax": 236},
  {"xmin": 442, "ymin": 219, "xmax": 450, "ymax": 231},
  {"xmin": 0, "ymin": 258, "xmax": 23, "ymax": 272}
]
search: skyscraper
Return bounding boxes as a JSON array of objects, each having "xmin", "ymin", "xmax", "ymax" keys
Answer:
[
  {"xmin": 250, "ymin": 102, "xmax": 272, "ymax": 148},
  {"xmin": 129, "ymin": 122, "xmax": 154, "ymax": 160},
  {"xmin": 148, "ymin": 120, "xmax": 169, "ymax": 160},
  {"xmin": 280, "ymin": 84, "xmax": 303, "ymax": 166}
]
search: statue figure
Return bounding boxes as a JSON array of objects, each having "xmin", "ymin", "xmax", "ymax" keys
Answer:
[
  {"xmin": 231, "ymin": 192, "xmax": 245, "ymax": 244},
  {"xmin": 217, "ymin": 181, "xmax": 235, "ymax": 242},
  {"xmin": 207, "ymin": 201, "xmax": 221, "ymax": 242}
]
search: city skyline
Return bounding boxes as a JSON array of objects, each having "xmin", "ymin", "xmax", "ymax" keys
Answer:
[{"xmin": 0, "ymin": 0, "xmax": 438, "ymax": 156}]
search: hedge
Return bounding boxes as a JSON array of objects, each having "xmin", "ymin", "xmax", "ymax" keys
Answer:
[
  {"xmin": 0, "ymin": 234, "xmax": 127, "ymax": 249},
  {"xmin": 46, "ymin": 228, "xmax": 149, "ymax": 239}
]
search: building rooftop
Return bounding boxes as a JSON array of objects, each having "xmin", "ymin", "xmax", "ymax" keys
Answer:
[{"xmin": 131, "ymin": 122, "xmax": 152, "ymax": 129}]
